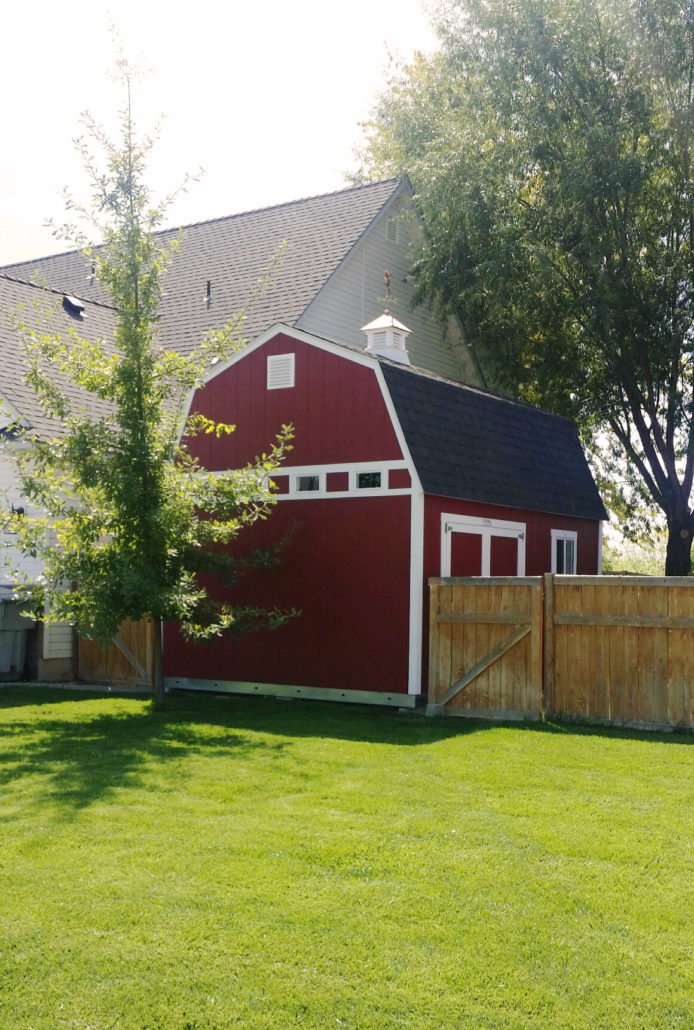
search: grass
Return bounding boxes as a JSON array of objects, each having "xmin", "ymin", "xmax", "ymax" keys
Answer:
[{"xmin": 1, "ymin": 687, "xmax": 693, "ymax": 1030}]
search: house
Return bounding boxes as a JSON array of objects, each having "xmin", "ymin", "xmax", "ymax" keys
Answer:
[
  {"xmin": 163, "ymin": 321, "xmax": 606, "ymax": 705},
  {"xmin": 0, "ymin": 273, "xmax": 117, "ymax": 679},
  {"xmin": 3, "ymin": 178, "xmax": 479, "ymax": 385},
  {"xmin": 0, "ymin": 179, "xmax": 606, "ymax": 699}
]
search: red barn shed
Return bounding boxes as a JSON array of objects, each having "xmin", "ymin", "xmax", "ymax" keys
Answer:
[{"xmin": 164, "ymin": 322, "xmax": 606, "ymax": 706}]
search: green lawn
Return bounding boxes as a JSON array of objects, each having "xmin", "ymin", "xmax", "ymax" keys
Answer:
[{"xmin": 1, "ymin": 687, "xmax": 693, "ymax": 1030}]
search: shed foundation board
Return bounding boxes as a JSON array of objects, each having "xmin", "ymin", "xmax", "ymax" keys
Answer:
[{"xmin": 167, "ymin": 677, "xmax": 420, "ymax": 708}]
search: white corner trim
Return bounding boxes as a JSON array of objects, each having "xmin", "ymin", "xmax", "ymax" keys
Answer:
[
  {"xmin": 370, "ymin": 361, "xmax": 426, "ymax": 697},
  {"xmin": 372, "ymin": 364, "xmax": 424, "ymax": 493},
  {"xmin": 408, "ymin": 487, "xmax": 425, "ymax": 695},
  {"xmin": 598, "ymin": 521, "xmax": 603, "ymax": 574}
]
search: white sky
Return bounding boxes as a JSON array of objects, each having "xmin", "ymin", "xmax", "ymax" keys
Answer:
[{"xmin": 1, "ymin": 0, "xmax": 437, "ymax": 265}]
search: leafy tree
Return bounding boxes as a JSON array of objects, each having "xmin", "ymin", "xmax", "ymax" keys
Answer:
[
  {"xmin": 6, "ymin": 79, "xmax": 294, "ymax": 706},
  {"xmin": 360, "ymin": 0, "xmax": 694, "ymax": 574}
]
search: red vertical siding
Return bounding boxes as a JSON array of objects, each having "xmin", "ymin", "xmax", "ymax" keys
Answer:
[
  {"xmin": 424, "ymin": 494, "xmax": 601, "ymax": 579},
  {"xmin": 168, "ymin": 331, "xmax": 413, "ymax": 695},
  {"xmin": 189, "ymin": 333, "xmax": 403, "ymax": 469},
  {"xmin": 421, "ymin": 493, "xmax": 602, "ymax": 692},
  {"xmin": 164, "ymin": 494, "xmax": 412, "ymax": 694}
]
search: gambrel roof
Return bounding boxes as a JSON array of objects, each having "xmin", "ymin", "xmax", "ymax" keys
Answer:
[
  {"xmin": 380, "ymin": 361, "xmax": 607, "ymax": 520},
  {"xmin": 2, "ymin": 179, "xmax": 404, "ymax": 357}
]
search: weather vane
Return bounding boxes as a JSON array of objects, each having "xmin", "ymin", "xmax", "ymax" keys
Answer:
[{"xmin": 384, "ymin": 270, "xmax": 392, "ymax": 308}]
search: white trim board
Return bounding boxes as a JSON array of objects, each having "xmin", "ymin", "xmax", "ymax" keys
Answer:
[
  {"xmin": 166, "ymin": 677, "xmax": 420, "ymax": 708},
  {"xmin": 371, "ymin": 362, "xmax": 425, "ymax": 697},
  {"xmin": 407, "ymin": 486, "xmax": 425, "ymax": 695}
]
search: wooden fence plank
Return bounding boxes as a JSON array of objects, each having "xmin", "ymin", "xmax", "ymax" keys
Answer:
[
  {"xmin": 78, "ymin": 619, "xmax": 154, "ymax": 687},
  {"xmin": 428, "ymin": 580, "xmax": 441, "ymax": 704},
  {"xmin": 438, "ymin": 625, "xmax": 531, "ymax": 708},
  {"xmin": 459, "ymin": 581, "xmax": 479, "ymax": 711},
  {"xmin": 528, "ymin": 580, "xmax": 543, "ymax": 717},
  {"xmin": 474, "ymin": 581, "xmax": 492, "ymax": 712}
]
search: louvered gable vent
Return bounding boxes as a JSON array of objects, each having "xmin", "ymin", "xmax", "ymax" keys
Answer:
[{"xmin": 267, "ymin": 353, "xmax": 295, "ymax": 390}]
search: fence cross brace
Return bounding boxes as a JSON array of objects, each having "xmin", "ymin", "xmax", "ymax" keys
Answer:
[
  {"xmin": 112, "ymin": 634, "xmax": 149, "ymax": 682},
  {"xmin": 438, "ymin": 624, "xmax": 531, "ymax": 707}
]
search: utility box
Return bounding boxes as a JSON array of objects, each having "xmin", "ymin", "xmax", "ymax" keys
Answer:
[{"xmin": 0, "ymin": 598, "xmax": 34, "ymax": 679}]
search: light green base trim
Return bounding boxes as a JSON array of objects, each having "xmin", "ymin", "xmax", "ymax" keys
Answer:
[{"xmin": 167, "ymin": 677, "xmax": 419, "ymax": 709}]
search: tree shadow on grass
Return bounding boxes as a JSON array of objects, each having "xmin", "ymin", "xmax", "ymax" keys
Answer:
[
  {"xmin": 165, "ymin": 689, "xmax": 694, "ymax": 748},
  {"xmin": 1, "ymin": 687, "xmax": 690, "ymax": 816},
  {"xmin": 0, "ymin": 690, "xmax": 290, "ymax": 813}
]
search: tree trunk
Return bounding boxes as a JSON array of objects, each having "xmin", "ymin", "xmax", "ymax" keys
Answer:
[
  {"xmin": 152, "ymin": 616, "xmax": 165, "ymax": 709},
  {"xmin": 665, "ymin": 511, "xmax": 694, "ymax": 576}
]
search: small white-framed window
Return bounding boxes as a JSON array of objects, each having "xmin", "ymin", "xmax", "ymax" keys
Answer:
[
  {"xmin": 267, "ymin": 353, "xmax": 295, "ymax": 390},
  {"xmin": 354, "ymin": 470, "xmax": 383, "ymax": 491},
  {"xmin": 551, "ymin": 530, "xmax": 577, "ymax": 574},
  {"xmin": 295, "ymin": 474, "xmax": 322, "ymax": 493}
]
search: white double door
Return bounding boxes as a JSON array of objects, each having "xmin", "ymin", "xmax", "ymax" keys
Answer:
[{"xmin": 441, "ymin": 514, "xmax": 526, "ymax": 577}]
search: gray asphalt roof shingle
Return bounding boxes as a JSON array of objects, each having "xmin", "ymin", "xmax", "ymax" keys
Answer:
[
  {"xmin": 0, "ymin": 274, "xmax": 117, "ymax": 439},
  {"xmin": 0, "ymin": 179, "xmax": 604, "ymax": 522},
  {"xmin": 380, "ymin": 361, "xmax": 607, "ymax": 520},
  {"xmin": 2, "ymin": 179, "xmax": 403, "ymax": 355}
]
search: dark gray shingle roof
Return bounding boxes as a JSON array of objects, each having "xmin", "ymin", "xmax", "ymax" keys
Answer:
[
  {"xmin": 2, "ymin": 179, "xmax": 403, "ymax": 355},
  {"xmin": 381, "ymin": 362, "xmax": 606, "ymax": 520}
]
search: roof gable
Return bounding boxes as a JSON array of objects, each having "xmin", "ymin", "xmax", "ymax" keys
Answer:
[
  {"xmin": 381, "ymin": 362, "xmax": 607, "ymax": 521},
  {"xmin": 1, "ymin": 180, "xmax": 403, "ymax": 357}
]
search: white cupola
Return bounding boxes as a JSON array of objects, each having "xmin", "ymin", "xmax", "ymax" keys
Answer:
[{"xmin": 360, "ymin": 310, "xmax": 412, "ymax": 365}]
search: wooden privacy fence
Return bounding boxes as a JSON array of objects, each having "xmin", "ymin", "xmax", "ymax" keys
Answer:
[
  {"xmin": 429, "ymin": 575, "xmax": 694, "ymax": 730},
  {"xmin": 78, "ymin": 619, "xmax": 155, "ymax": 689},
  {"xmin": 428, "ymin": 577, "xmax": 543, "ymax": 721}
]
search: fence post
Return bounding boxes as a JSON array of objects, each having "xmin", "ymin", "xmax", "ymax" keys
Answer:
[
  {"xmin": 542, "ymin": 573, "xmax": 555, "ymax": 715},
  {"xmin": 427, "ymin": 578, "xmax": 440, "ymax": 710}
]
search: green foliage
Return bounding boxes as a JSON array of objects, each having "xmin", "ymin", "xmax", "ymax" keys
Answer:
[
  {"xmin": 2, "ymin": 79, "xmax": 295, "ymax": 687},
  {"xmin": 602, "ymin": 530, "xmax": 670, "ymax": 575},
  {"xmin": 360, "ymin": 0, "xmax": 694, "ymax": 573}
]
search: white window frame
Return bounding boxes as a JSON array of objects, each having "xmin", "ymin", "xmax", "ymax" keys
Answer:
[
  {"xmin": 440, "ymin": 513, "xmax": 526, "ymax": 577},
  {"xmin": 351, "ymin": 469, "xmax": 386, "ymax": 493},
  {"xmin": 294, "ymin": 472, "xmax": 324, "ymax": 494},
  {"xmin": 551, "ymin": 529, "xmax": 577, "ymax": 574}
]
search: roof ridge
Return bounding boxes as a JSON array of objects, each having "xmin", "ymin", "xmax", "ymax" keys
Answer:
[
  {"xmin": 0, "ymin": 178, "xmax": 403, "ymax": 271},
  {"xmin": 0, "ymin": 272, "xmax": 116, "ymax": 312},
  {"xmin": 168, "ymin": 177, "xmax": 403, "ymax": 236},
  {"xmin": 379, "ymin": 356, "xmax": 577, "ymax": 427}
]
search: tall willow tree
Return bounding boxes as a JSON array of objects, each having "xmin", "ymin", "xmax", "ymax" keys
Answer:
[
  {"xmin": 7, "ymin": 81, "xmax": 293, "ymax": 706},
  {"xmin": 361, "ymin": 0, "xmax": 694, "ymax": 574}
]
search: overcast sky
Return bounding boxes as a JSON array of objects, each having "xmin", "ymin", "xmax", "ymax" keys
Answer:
[{"xmin": 1, "ymin": 0, "xmax": 437, "ymax": 265}]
